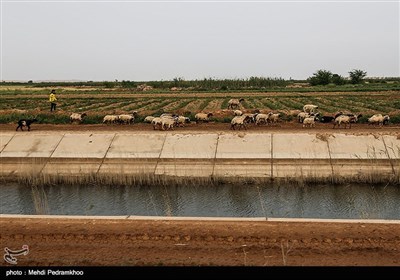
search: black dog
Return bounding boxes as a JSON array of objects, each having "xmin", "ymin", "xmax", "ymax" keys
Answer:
[{"xmin": 16, "ymin": 119, "xmax": 38, "ymax": 131}]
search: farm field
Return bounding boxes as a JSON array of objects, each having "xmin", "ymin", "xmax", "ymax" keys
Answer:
[
  {"xmin": 0, "ymin": 90, "xmax": 399, "ymax": 126},
  {"xmin": 1, "ymin": 87, "xmax": 399, "ymax": 268}
]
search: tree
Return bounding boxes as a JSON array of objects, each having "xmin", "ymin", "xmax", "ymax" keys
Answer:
[
  {"xmin": 307, "ymin": 70, "xmax": 333, "ymax": 86},
  {"xmin": 349, "ymin": 69, "xmax": 367, "ymax": 84},
  {"xmin": 331, "ymin": 74, "xmax": 346, "ymax": 85}
]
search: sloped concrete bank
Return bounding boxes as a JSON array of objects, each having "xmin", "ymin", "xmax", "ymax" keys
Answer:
[{"xmin": 1, "ymin": 131, "xmax": 399, "ymax": 182}]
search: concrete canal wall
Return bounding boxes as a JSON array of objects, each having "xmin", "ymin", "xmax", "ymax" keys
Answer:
[{"xmin": 1, "ymin": 132, "xmax": 399, "ymax": 180}]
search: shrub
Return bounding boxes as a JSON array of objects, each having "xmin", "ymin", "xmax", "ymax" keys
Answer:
[
  {"xmin": 307, "ymin": 70, "xmax": 333, "ymax": 86},
  {"xmin": 103, "ymin": 82, "xmax": 115, "ymax": 88},
  {"xmin": 332, "ymin": 74, "xmax": 346, "ymax": 85}
]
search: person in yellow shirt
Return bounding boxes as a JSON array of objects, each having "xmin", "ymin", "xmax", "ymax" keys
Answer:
[{"xmin": 49, "ymin": 89, "xmax": 57, "ymax": 112}]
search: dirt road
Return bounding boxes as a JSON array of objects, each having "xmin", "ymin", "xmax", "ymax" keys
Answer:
[{"xmin": 1, "ymin": 122, "xmax": 399, "ymax": 134}]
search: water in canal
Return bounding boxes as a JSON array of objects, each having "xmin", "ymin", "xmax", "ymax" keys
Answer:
[{"xmin": 1, "ymin": 182, "xmax": 399, "ymax": 219}]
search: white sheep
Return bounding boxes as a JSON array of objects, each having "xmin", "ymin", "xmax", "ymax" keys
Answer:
[
  {"xmin": 103, "ymin": 115, "xmax": 119, "ymax": 124},
  {"xmin": 233, "ymin": 110, "xmax": 243, "ymax": 116},
  {"xmin": 297, "ymin": 112, "xmax": 310, "ymax": 123},
  {"xmin": 303, "ymin": 104, "xmax": 319, "ymax": 114},
  {"xmin": 118, "ymin": 114, "xmax": 135, "ymax": 124},
  {"xmin": 242, "ymin": 113, "xmax": 257, "ymax": 123},
  {"xmin": 230, "ymin": 115, "xmax": 251, "ymax": 130},
  {"xmin": 144, "ymin": 116, "xmax": 155, "ymax": 123},
  {"xmin": 70, "ymin": 113, "xmax": 87, "ymax": 124},
  {"xmin": 268, "ymin": 113, "xmax": 281, "ymax": 124},
  {"xmin": 161, "ymin": 116, "xmax": 178, "ymax": 130},
  {"xmin": 255, "ymin": 113, "xmax": 270, "ymax": 125},
  {"xmin": 333, "ymin": 115, "xmax": 356, "ymax": 129},
  {"xmin": 151, "ymin": 117, "xmax": 163, "ymax": 130},
  {"xmin": 118, "ymin": 111, "xmax": 137, "ymax": 124},
  {"xmin": 368, "ymin": 114, "xmax": 390, "ymax": 126},
  {"xmin": 227, "ymin": 98, "xmax": 244, "ymax": 109},
  {"xmin": 302, "ymin": 116, "xmax": 317, "ymax": 128},
  {"xmin": 195, "ymin": 112, "xmax": 213, "ymax": 123},
  {"xmin": 176, "ymin": 116, "xmax": 190, "ymax": 127}
]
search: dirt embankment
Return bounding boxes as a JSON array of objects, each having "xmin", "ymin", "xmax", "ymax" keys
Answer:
[
  {"xmin": 1, "ymin": 217, "xmax": 399, "ymax": 266},
  {"xmin": 1, "ymin": 122, "xmax": 399, "ymax": 134}
]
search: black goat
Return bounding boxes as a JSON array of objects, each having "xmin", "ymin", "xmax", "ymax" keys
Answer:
[
  {"xmin": 16, "ymin": 119, "xmax": 38, "ymax": 131},
  {"xmin": 320, "ymin": 116, "xmax": 335, "ymax": 123}
]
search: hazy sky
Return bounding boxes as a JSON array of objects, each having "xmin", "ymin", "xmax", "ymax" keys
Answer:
[{"xmin": 1, "ymin": 0, "xmax": 399, "ymax": 81}]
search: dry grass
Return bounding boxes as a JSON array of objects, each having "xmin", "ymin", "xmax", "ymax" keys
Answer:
[
  {"xmin": 1, "ymin": 169, "xmax": 398, "ymax": 187},
  {"xmin": 281, "ymin": 240, "xmax": 293, "ymax": 266}
]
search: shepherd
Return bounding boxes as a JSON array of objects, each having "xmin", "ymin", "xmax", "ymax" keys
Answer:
[{"xmin": 49, "ymin": 89, "xmax": 57, "ymax": 112}]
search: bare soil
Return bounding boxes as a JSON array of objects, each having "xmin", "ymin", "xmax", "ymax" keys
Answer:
[{"xmin": 1, "ymin": 217, "xmax": 399, "ymax": 266}]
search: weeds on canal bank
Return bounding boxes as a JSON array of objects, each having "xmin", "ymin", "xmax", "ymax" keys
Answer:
[{"xmin": 2, "ymin": 170, "xmax": 398, "ymax": 188}]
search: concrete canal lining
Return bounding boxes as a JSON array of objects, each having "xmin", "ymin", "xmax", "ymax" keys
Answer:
[
  {"xmin": 1, "ymin": 131, "xmax": 399, "ymax": 180},
  {"xmin": 2, "ymin": 214, "xmax": 400, "ymax": 224}
]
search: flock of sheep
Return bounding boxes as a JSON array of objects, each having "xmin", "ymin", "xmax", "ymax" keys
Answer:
[
  {"xmin": 65, "ymin": 98, "xmax": 391, "ymax": 131},
  {"xmin": 293, "ymin": 104, "xmax": 390, "ymax": 129}
]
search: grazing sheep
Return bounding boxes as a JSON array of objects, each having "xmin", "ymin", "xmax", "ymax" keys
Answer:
[
  {"xmin": 118, "ymin": 114, "xmax": 135, "ymax": 124},
  {"xmin": 242, "ymin": 113, "xmax": 257, "ymax": 123},
  {"xmin": 176, "ymin": 116, "xmax": 190, "ymax": 127},
  {"xmin": 368, "ymin": 114, "xmax": 390, "ymax": 126},
  {"xmin": 302, "ymin": 116, "xmax": 318, "ymax": 128},
  {"xmin": 103, "ymin": 115, "xmax": 119, "ymax": 124},
  {"xmin": 227, "ymin": 98, "xmax": 244, "ymax": 109},
  {"xmin": 268, "ymin": 113, "xmax": 281, "ymax": 124},
  {"xmin": 233, "ymin": 110, "xmax": 243, "ymax": 116},
  {"xmin": 298, "ymin": 112, "xmax": 320, "ymax": 123},
  {"xmin": 144, "ymin": 116, "xmax": 155, "ymax": 123},
  {"xmin": 333, "ymin": 115, "xmax": 356, "ymax": 129},
  {"xmin": 16, "ymin": 118, "xmax": 38, "ymax": 131},
  {"xmin": 255, "ymin": 113, "xmax": 271, "ymax": 125},
  {"xmin": 118, "ymin": 111, "xmax": 137, "ymax": 125},
  {"xmin": 195, "ymin": 112, "xmax": 213, "ymax": 123},
  {"xmin": 335, "ymin": 112, "xmax": 362, "ymax": 123},
  {"xmin": 151, "ymin": 117, "xmax": 163, "ymax": 130},
  {"xmin": 69, "ymin": 113, "xmax": 87, "ymax": 124},
  {"xmin": 150, "ymin": 116, "xmax": 178, "ymax": 130},
  {"xmin": 161, "ymin": 116, "xmax": 178, "ymax": 130},
  {"xmin": 230, "ymin": 115, "xmax": 251, "ymax": 130},
  {"xmin": 297, "ymin": 112, "xmax": 311, "ymax": 123},
  {"xmin": 303, "ymin": 104, "xmax": 319, "ymax": 114}
]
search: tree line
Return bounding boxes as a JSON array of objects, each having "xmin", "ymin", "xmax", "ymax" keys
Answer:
[
  {"xmin": 2, "ymin": 69, "xmax": 398, "ymax": 89},
  {"xmin": 307, "ymin": 69, "xmax": 367, "ymax": 86}
]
